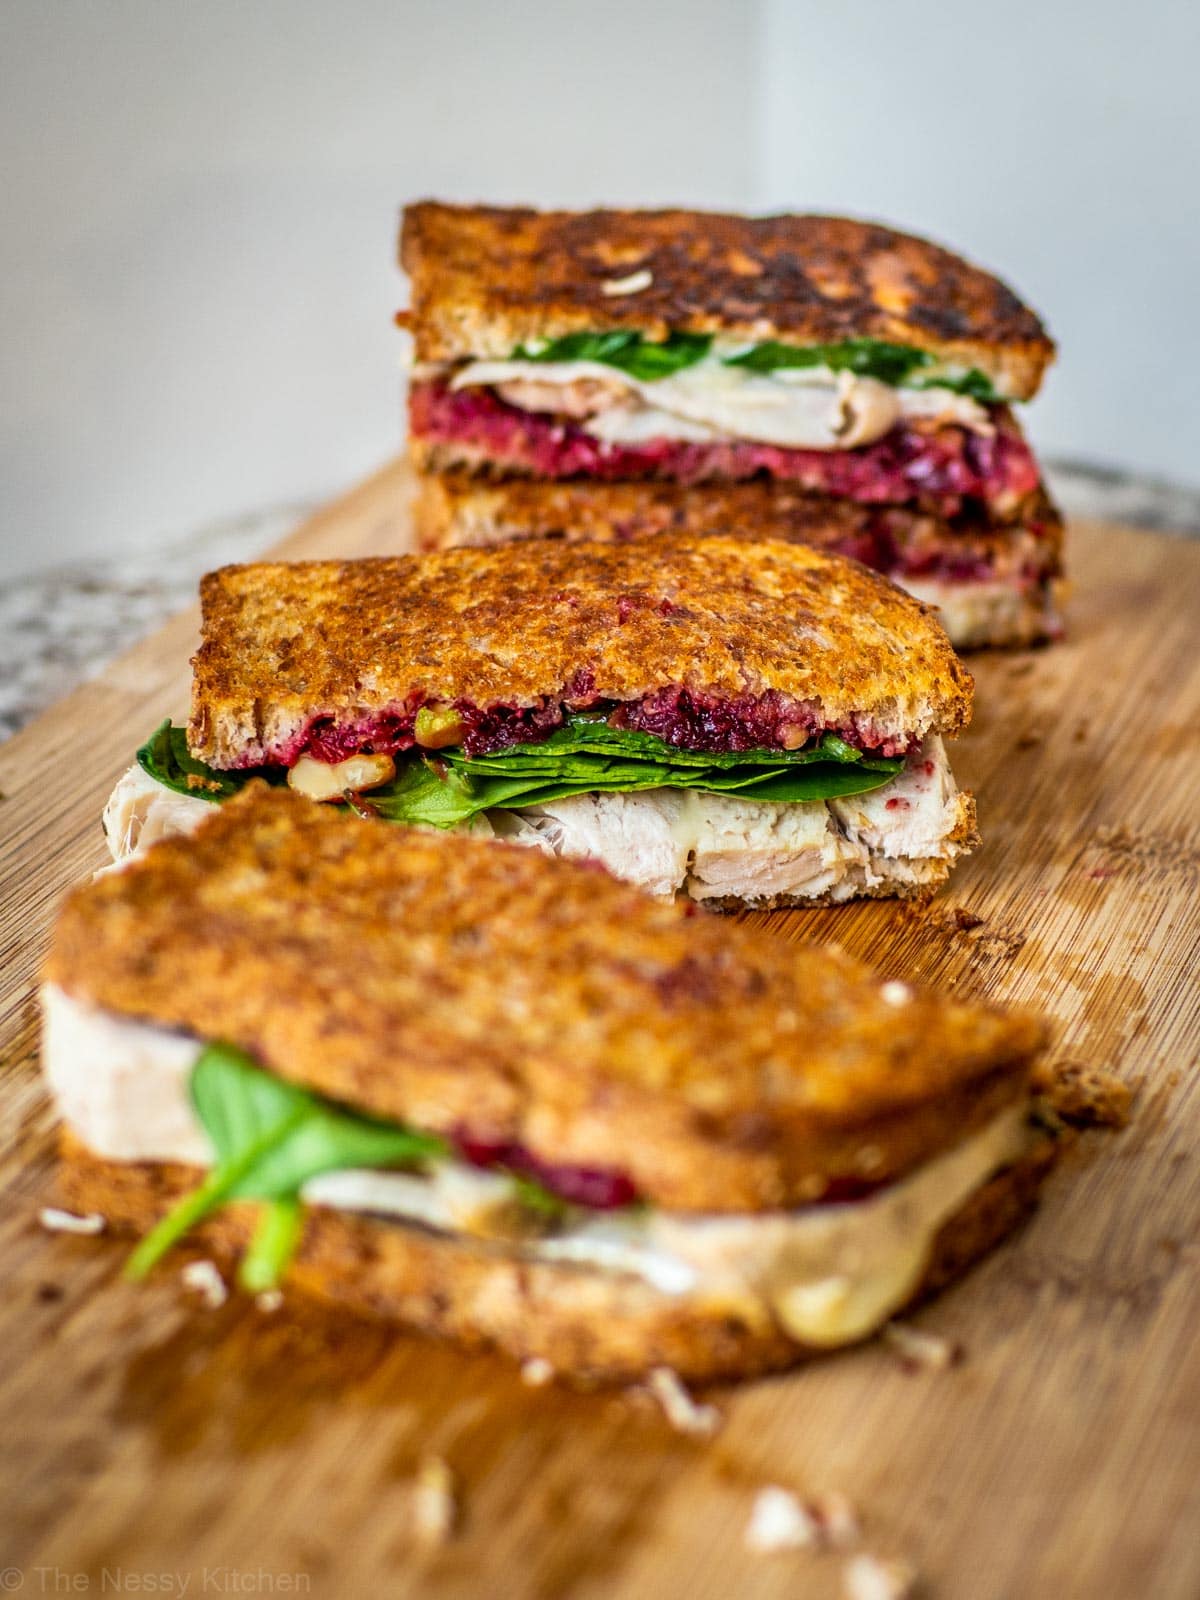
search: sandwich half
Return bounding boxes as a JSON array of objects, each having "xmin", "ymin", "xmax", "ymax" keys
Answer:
[
  {"xmin": 45, "ymin": 785, "xmax": 1054, "ymax": 1382},
  {"xmin": 400, "ymin": 202, "xmax": 1063, "ymax": 647},
  {"xmin": 104, "ymin": 534, "xmax": 978, "ymax": 906},
  {"xmin": 414, "ymin": 475, "xmax": 1065, "ymax": 651}
]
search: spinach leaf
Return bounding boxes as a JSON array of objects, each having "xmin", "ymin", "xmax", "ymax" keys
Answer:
[
  {"xmin": 126, "ymin": 1042, "xmax": 445, "ymax": 1288},
  {"xmin": 914, "ymin": 368, "xmax": 999, "ymax": 402},
  {"xmin": 512, "ymin": 330, "xmax": 712, "ymax": 381},
  {"xmin": 508, "ymin": 329, "xmax": 1000, "ymax": 400},
  {"xmin": 722, "ymin": 337, "xmax": 933, "ymax": 386},
  {"xmin": 134, "ymin": 718, "xmax": 903, "ymax": 835},
  {"xmin": 137, "ymin": 720, "xmax": 284, "ymax": 803},
  {"xmin": 453, "ymin": 721, "xmax": 898, "ymax": 773}
]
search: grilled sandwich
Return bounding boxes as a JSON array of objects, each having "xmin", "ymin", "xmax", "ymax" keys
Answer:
[
  {"xmin": 45, "ymin": 785, "xmax": 1054, "ymax": 1382},
  {"xmin": 415, "ymin": 475, "xmax": 1065, "ymax": 651},
  {"xmin": 104, "ymin": 535, "xmax": 978, "ymax": 906},
  {"xmin": 400, "ymin": 202, "xmax": 1063, "ymax": 648}
]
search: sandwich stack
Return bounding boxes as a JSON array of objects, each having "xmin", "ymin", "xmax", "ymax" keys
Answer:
[{"xmin": 401, "ymin": 202, "xmax": 1063, "ymax": 649}]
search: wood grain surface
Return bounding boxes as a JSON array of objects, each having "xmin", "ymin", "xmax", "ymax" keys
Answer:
[{"xmin": 1, "ymin": 460, "xmax": 1197, "ymax": 1600}]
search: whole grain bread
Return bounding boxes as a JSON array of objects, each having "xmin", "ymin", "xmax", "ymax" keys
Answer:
[
  {"xmin": 58, "ymin": 1130, "xmax": 1055, "ymax": 1383},
  {"xmin": 411, "ymin": 473, "xmax": 1063, "ymax": 571},
  {"xmin": 400, "ymin": 203, "xmax": 1054, "ymax": 402},
  {"xmin": 187, "ymin": 535, "xmax": 973, "ymax": 769},
  {"xmin": 45, "ymin": 786, "xmax": 1042, "ymax": 1212},
  {"xmin": 411, "ymin": 476, "xmax": 1065, "ymax": 651}
]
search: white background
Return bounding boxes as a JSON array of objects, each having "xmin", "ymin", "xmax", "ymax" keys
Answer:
[{"xmin": 2, "ymin": 0, "xmax": 1197, "ymax": 581}]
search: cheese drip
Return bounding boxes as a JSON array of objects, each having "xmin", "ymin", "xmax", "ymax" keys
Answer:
[{"xmin": 41, "ymin": 986, "xmax": 1032, "ymax": 1348}]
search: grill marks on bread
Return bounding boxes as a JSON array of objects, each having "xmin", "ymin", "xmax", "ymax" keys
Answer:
[{"xmin": 400, "ymin": 204, "xmax": 1054, "ymax": 400}]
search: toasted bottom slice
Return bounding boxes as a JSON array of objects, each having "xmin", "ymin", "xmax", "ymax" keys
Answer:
[
  {"xmin": 59, "ymin": 1131, "xmax": 1053, "ymax": 1384},
  {"xmin": 103, "ymin": 738, "xmax": 976, "ymax": 905},
  {"xmin": 412, "ymin": 472, "xmax": 1065, "ymax": 650}
]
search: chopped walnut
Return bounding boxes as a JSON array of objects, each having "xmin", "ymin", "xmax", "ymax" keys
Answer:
[{"xmin": 1033, "ymin": 1059, "xmax": 1133, "ymax": 1128}]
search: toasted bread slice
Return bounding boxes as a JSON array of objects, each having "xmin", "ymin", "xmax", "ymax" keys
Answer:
[
  {"xmin": 59, "ymin": 1131, "xmax": 1054, "ymax": 1383},
  {"xmin": 412, "ymin": 475, "xmax": 1064, "ymax": 650},
  {"xmin": 400, "ymin": 203, "xmax": 1054, "ymax": 401},
  {"xmin": 188, "ymin": 535, "xmax": 972, "ymax": 769},
  {"xmin": 45, "ymin": 786, "xmax": 1042, "ymax": 1213}
]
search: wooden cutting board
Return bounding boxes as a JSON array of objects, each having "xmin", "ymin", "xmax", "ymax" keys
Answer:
[{"xmin": 1, "ymin": 460, "xmax": 1197, "ymax": 1600}]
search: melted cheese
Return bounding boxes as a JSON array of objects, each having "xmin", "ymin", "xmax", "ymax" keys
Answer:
[
  {"xmin": 451, "ymin": 355, "xmax": 991, "ymax": 451},
  {"xmin": 41, "ymin": 985, "xmax": 1032, "ymax": 1347}
]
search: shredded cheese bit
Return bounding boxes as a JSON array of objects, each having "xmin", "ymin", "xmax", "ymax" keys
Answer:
[
  {"xmin": 882, "ymin": 1320, "xmax": 963, "ymax": 1371},
  {"xmin": 412, "ymin": 1456, "xmax": 458, "ymax": 1547},
  {"xmin": 601, "ymin": 268, "xmax": 653, "ymax": 296},
  {"xmin": 646, "ymin": 1367, "xmax": 722, "ymax": 1436},
  {"xmin": 521, "ymin": 1357, "xmax": 555, "ymax": 1387},
  {"xmin": 844, "ymin": 1554, "xmax": 919, "ymax": 1600},
  {"xmin": 39, "ymin": 1207, "xmax": 106, "ymax": 1235},
  {"xmin": 181, "ymin": 1259, "xmax": 228, "ymax": 1309}
]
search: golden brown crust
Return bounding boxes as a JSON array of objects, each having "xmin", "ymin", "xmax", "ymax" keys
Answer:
[
  {"xmin": 188, "ymin": 535, "xmax": 973, "ymax": 768},
  {"xmin": 57, "ymin": 1131, "xmax": 1055, "ymax": 1383},
  {"xmin": 400, "ymin": 203, "xmax": 1054, "ymax": 401},
  {"xmin": 45, "ymin": 787, "xmax": 1043, "ymax": 1211}
]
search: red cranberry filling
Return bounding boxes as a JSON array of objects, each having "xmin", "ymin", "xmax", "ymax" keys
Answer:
[
  {"xmin": 409, "ymin": 379, "xmax": 1041, "ymax": 518},
  {"xmin": 455, "ymin": 1131, "xmax": 640, "ymax": 1210}
]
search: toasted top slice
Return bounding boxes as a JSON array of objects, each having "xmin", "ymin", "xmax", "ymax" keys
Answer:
[
  {"xmin": 45, "ymin": 786, "xmax": 1043, "ymax": 1211},
  {"xmin": 188, "ymin": 535, "xmax": 972, "ymax": 769},
  {"xmin": 400, "ymin": 202, "xmax": 1054, "ymax": 401}
]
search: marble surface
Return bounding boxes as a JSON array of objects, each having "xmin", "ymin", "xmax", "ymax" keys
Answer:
[{"xmin": 3, "ymin": 464, "xmax": 1198, "ymax": 746}]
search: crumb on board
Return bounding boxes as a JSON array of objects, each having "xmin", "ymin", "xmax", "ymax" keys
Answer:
[
  {"xmin": 844, "ymin": 1553, "xmax": 919, "ymax": 1600},
  {"xmin": 1033, "ymin": 1059, "xmax": 1134, "ymax": 1128},
  {"xmin": 181, "ymin": 1259, "xmax": 228, "ymax": 1308},
  {"xmin": 880, "ymin": 981, "xmax": 913, "ymax": 1007},
  {"xmin": 745, "ymin": 1487, "xmax": 821, "ymax": 1552},
  {"xmin": 882, "ymin": 1321, "xmax": 964, "ymax": 1372},
  {"xmin": 746, "ymin": 1486, "xmax": 862, "ymax": 1554},
  {"xmin": 646, "ymin": 1367, "xmax": 722, "ymax": 1436},
  {"xmin": 899, "ymin": 897, "xmax": 986, "ymax": 935},
  {"xmin": 39, "ymin": 1207, "xmax": 105, "ymax": 1235},
  {"xmin": 412, "ymin": 1455, "xmax": 458, "ymax": 1548},
  {"xmin": 255, "ymin": 1289, "xmax": 284, "ymax": 1313},
  {"xmin": 521, "ymin": 1356, "xmax": 555, "ymax": 1387}
]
